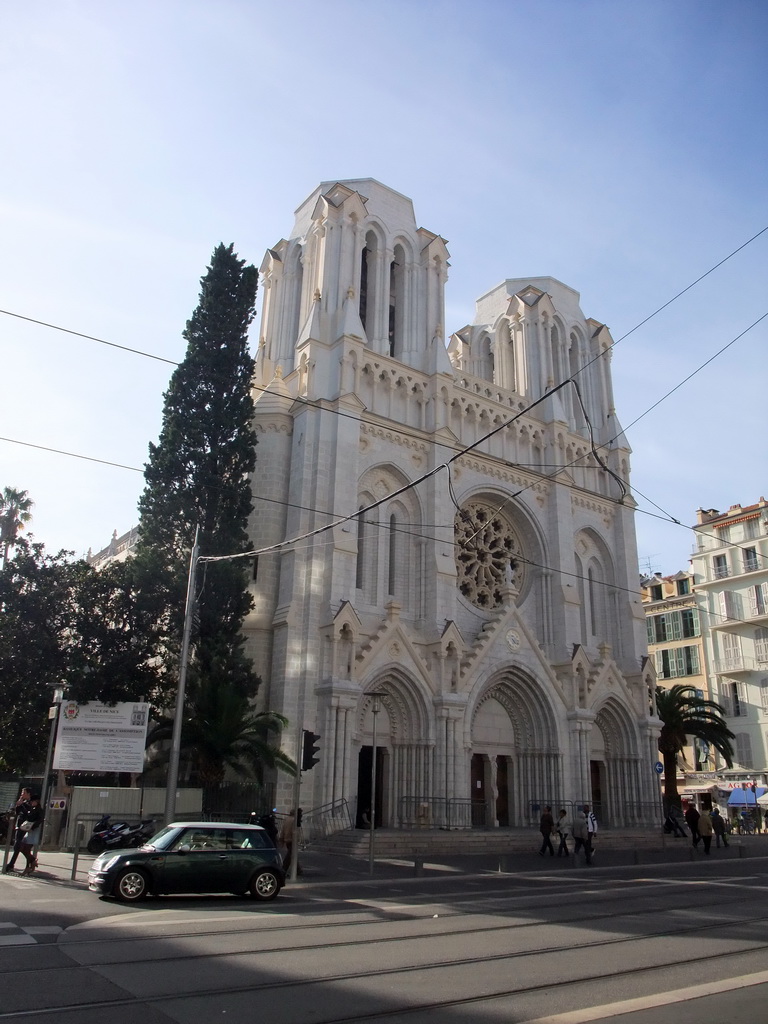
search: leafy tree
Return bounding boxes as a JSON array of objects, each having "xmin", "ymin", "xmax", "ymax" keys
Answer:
[
  {"xmin": 0, "ymin": 538, "xmax": 72, "ymax": 771},
  {"xmin": 64, "ymin": 558, "xmax": 163, "ymax": 706},
  {"xmin": 147, "ymin": 682, "xmax": 295, "ymax": 786},
  {"xmin": 0, "ymin": 536, "xmax": 166, "ymax": 771},
  {"xmin": 134, "ymin": 243, "xmax": 260, "ymax": 703},
  {"xmin": 134, "ymin": 244, "xmax": 292, "ymax": 785},
  {"xmin": 0, "ymin": 487, "xmax": 33, "ymax": 568},
  {"xmin": 656, "ymin": 684, "xmax": 735, "ymax": 810}
]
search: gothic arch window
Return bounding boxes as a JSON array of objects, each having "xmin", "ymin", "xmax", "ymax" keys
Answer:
[
  {"xmin": 388, "ymin": 512, "xmax": 398, "ymax": 595},
  {"xmin": 549, "ymin": 320, "xmax": 566, "ymax": 388},
  {"xmin": 285, "ymin": 243, "xmax": 304, "ymax": 348},
  {"xmin": 569, "ymin": 330, "xmax": 586, "ymax": 431},
  {"xmin": 476, "ymin": 333, "xmax": 494, "ymax": 382},
  {"xmin": 355, "ymin": 506, "xmax": 366, "ymax": 590},
  {"xmin": 574, "ymin": 530, "xmax": 616, "ymax": 650},
  {"xmin": 359, "ymin": 229, "xmax": 381, "ymax": 339},
  {"xmin": 389, "ymin": 244, "xmax": 406, "ymax": 358},
  {"xmin": 356, "ymin": 468, "xmax": 423, "ymax": 614}
]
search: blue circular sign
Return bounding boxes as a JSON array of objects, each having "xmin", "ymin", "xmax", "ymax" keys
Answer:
[{"xmin": 654, "ymin": 761, "xmax": 664, "ymax": 774}]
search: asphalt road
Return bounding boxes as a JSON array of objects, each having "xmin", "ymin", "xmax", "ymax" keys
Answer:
[{"xmin": 2, "ymin": 859, "xmax": 768, "ymax": 1023}]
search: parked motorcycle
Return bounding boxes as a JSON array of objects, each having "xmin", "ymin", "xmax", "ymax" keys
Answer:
[
  {"xmin": 253, "ymin": 811, "xmax": 278, "ymax": 844},
  {"xmin": 87, "ymin": 816, "xmax": 156, "ymax": 855}
]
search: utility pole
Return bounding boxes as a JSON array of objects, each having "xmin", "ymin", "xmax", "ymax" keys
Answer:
[{"xmin": 164, "ymin": 527, "xmax": 200, "ymax": 825}]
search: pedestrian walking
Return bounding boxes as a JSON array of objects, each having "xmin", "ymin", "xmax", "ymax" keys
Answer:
[
  {"xmin": 684, "ymin": 804, "xmax": 700, "ymax": 847},
  {"xmin": 538, "ymin": 805, "xmax": 555, "ymax": 857},
  {"xmin": 278, "ymin": 808, "xmax": 303, "ymax": 876},
  {"xmin": 711, "ymin": 807, "xmax": 728, "ymax": 848},
  {"xmin": 698, "ymin": 808, "xmax": 713, "ymax": 854},
  {"xmin": 555, "ymin": 808, "xmax": 570, "ymax": 856},
  {"xmin": 572, "ymin": 806, "xmax": 592, "ymax": 865},
  {"xmin": 4, "ymin": 790, "xmax": 42, "ymax": 875},
  {"xmin": 664, "ymin": 805, "xmax": 688, "ymax": 837},
  {"xmin": 585, "ymin": 804, "xmax": 597, "ymax": 858}
]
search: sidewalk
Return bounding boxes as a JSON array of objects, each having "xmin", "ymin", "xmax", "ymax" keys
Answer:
[{"xmin": 5, "ymin": 836, "xmax": 765, "ymax": 892}]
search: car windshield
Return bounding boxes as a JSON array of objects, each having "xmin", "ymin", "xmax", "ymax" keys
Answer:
[{"xmin": 140, "ymin": 825, "xmax": 182, "ymax": 851}]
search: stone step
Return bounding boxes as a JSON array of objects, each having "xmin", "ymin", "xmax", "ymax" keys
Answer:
[{"xmin": 308, "ymin": 827, "xmax": 695, "ymax": 857}]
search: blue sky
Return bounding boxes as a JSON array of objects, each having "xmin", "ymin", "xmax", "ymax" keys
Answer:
[{"xmin": 1, "ymin": 0, "xmax": 766, "ymax": 574}]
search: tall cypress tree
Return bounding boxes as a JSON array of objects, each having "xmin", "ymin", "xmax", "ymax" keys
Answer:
[{"xmin": 135, "ymin": 243, "xmax": 259, "ymax": 705}]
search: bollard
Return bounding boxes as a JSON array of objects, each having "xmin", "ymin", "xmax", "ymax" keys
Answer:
[
  {"xmin": 497, "ymin": 855, "xmax": 509, "ymax": 873},
  {"xmin": 2, "ymin": 813, "xmax": 15, "ymax": 873},
  {"xmin": 738, "ymin": 844, "xmax": 746, "ymax": 858},
  {"xmin": 71, "ymin": 822, "xmax": 85, "ymax": 881},
  {"xmin": 413, "ymin": 857, "xmax": 424, "ymax": 877},
  {"xmin": 633, "ymin": 849, "xmax": 641, "ymax": 865}
]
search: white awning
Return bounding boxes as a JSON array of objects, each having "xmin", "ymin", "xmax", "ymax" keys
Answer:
[{"xmin": 681, "ymin": 783, "xmax": 718, "ymax": 793}]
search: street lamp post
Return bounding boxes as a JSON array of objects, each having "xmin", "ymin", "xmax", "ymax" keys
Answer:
[
  {"xmin": 368, "ymin": 692, "xmax": 385, "ymax": 876},
  {"xmin": 164, "ymin": 526, "xmax": 200, "ymax": 825},
  {"xmin": 39, "ymin": 686, "xmax": 65, "ymax": 850}
]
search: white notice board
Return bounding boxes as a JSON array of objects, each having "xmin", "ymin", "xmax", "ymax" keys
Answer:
[{"xmin": 53, "ymin": 701, "xmax": 149, "ymax": 773}]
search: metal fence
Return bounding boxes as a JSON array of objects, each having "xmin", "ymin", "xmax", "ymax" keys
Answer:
[
  {"xmin": 398, "ymin": 797, "xmax": 479, "ymax": 830},
  {"xmin": 300, "ymin": 799, "xmax": 353, "ymax": 845}
]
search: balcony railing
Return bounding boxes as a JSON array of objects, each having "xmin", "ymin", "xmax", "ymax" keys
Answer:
[
  {"xmin": 714, "ymin": 656, "xmax": 755, "ymax": 674},
  {"xmin": 712, "ymin": 566, "xmax": 731, "ymax": 580}
]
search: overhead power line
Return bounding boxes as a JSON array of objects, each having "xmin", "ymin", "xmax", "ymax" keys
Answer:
[{"xmin": 0, "ymin": 308, "xmax": 178, "ymax": 366}]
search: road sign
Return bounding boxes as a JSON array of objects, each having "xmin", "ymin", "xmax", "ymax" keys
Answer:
[{"xmin": 654, "ymin": 761, "xmax": 664, "ymax": 774}]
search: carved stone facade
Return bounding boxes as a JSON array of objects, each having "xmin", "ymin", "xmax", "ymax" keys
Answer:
[{"xmin": 246, "ymin": 179, "xmax": 660, "ymax": 827}]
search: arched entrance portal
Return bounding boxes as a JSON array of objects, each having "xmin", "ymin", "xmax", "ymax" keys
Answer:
[
  {"xmin": 591, "ymin": 699, "xmax": 645, "ymax": 826},
  {"xmin": 355, "ymin": 676, "xmax": 432, "ymax": 828},
  {"xmin": 470, "ymin": 672, "xmax": 561, "ymax": 827}
]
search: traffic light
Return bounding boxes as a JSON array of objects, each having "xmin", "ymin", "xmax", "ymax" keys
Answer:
[{"xmin": 302, "ymin": 730, "xmax": 321, "ymax": 771}]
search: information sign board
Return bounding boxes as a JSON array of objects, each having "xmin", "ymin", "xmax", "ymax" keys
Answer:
[{"xmin": 53, "ymin": 701, "xmax": 149, "ymax": 773}]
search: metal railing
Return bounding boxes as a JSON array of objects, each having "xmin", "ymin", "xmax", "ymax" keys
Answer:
[
  {"xmin": 714, "ymin": 656, "xmax": 754, "ymax": 674},
  {"xmin": 299, "ymin": 799, "xmax": 353, "ymax": 846},
  {"xmin": 398, "ymin": 797, "xmax": 477, "ymax": 830}
]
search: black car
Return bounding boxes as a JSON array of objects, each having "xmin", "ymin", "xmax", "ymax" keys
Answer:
[{"xmin": 88, "ymin": 821, "xmax": 285, "ymax": 902}]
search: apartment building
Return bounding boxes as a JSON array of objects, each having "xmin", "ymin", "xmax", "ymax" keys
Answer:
[{"xmin": 691, "ymin": 499, "xmax": 768, "ymax": 775}]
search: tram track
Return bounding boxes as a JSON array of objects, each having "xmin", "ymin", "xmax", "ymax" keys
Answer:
[
  {"xmin": 0, "ymin": 876, "xmax": 763, "ymax": 972},
  {"xmin": 1, "ymin": 918, "xmax": 767, "ymax": 1021}
]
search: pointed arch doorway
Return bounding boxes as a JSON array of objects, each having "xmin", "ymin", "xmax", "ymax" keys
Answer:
[
  {"xmin": 470, "ymin": 671, "xmax": 561, "ymax": 828},
  {"xmin": 356, "ymin": 745, "xmax": 386, "ymax": 829}
]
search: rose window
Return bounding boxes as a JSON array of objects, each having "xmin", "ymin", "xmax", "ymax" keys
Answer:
[{"xmin": 455, "ymin": 502, "xmax": 526, "ymax": 609}]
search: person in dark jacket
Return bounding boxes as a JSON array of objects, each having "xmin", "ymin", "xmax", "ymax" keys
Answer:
[
  {"xmin": 684, "ymin": 804, "xmax": 700, "ymax": 847},
  {"xmin": 711, "ymin": 807, "xmax": 729, "ymax": 847},
  {"xmin": 4, "ymin": 788, "xmax": 31, "ymax": 873},
  {"xmin": 538, "ymin": 806, "xmax": 555, "ymax": 857},
  {"xmin": 5, "ymin": 790, "xmax": 42, "ymax": 875}
]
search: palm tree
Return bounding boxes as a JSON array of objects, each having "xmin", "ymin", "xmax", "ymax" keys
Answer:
[
  {"xmin": 148, "ymin": 680, "xmax": 296, "ymax": 786},
  {"xmin": 0, "ymin": 487, "xmax": 34, "ymax": 568},
  {"xmin": 656, "ymin": 684, "xmax": 734, "ymax": 811}
]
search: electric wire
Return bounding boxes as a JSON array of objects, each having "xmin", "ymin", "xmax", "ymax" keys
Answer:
[{"xmin": 1, "ymin": 234, "xmax": 765, "ymax": 571}]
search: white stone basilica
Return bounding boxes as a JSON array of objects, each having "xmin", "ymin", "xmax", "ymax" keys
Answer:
[{"xmin": 245, "ymin": 179, "xmax": 660, "ymax": 828}]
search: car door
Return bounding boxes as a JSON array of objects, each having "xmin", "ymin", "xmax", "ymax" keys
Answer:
[
  {"xmin": 158, "ymin": 827, "xmax": 230, "ymax": 894},
  {"xmin": 223, "ymin": 828, "xmax": 272, "ymax": 891}
]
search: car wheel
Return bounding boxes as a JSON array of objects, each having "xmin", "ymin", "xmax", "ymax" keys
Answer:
[
  {"xmin": 249, "ymin": 869, "xmax": 280, "ymax": 901},
  {"xmin": 87, "ymin": 836, "xmax": 106, "ymax": 854},
  {"xmin": 113, "ymin": 869, "xmax": 149, "ymax": 902}
]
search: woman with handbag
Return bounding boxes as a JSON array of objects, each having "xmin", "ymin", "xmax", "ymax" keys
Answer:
[{"xmin": 5, "ymin": 790, "xmax": 42, "ymax": 875}]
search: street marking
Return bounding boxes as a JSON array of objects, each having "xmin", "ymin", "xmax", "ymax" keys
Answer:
[{"xmin": 518, "ymin": 969, "xmax": 768, "ymax": 1023}]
